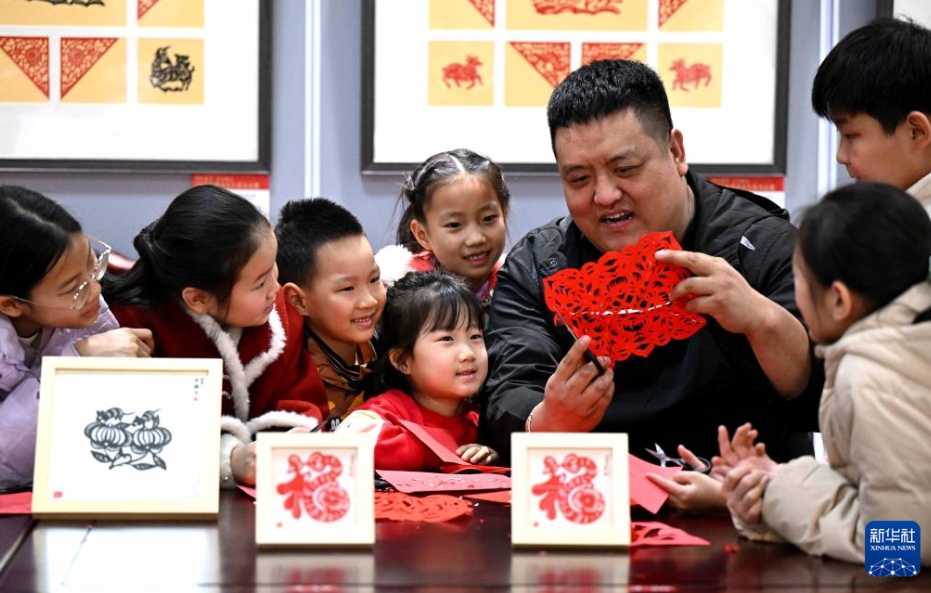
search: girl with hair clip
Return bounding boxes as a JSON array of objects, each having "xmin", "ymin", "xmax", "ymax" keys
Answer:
[
  {"xmin": 338, "ymin": 270, "xmax": 499, "ymax": 471},
  {"xmin": 718, "ymin": 182, "xmax": 931, "ymax": 565},
  {"xmin": 0, "ymin": 186, "xmax": 153, "ymax": 491},
  {"xmin": 104, "ymin": 185, "xmax": 328, "ymax": 488},
  {"xmin": 376, "ymin": 148, "xmax": 510, "ymax": 310}
]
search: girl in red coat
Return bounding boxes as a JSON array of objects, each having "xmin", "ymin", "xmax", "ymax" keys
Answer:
[
  {"xmin": 338, "ymin": 270, "xmax": 499, "ymax": 470},
  {"xmin": 104, "ymin": 185, "xmax": 328, "ymax": 488}
]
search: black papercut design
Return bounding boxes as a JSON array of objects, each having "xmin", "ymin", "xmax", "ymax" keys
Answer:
[
  {"xmin": 84, "ymin": 408, "xmax": 173, "ymax": 470},
  {"xmin": 149, "ymin": 46, "xmax": 195, "ymax": 92}
]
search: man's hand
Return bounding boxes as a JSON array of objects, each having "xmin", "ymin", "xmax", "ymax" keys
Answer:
[
  {"xmin": 530, "ymin": 335, "xmax": 614, "ymax": 432},
  {"xmin": 75, "ymin": 328, "xmax": 154, "ymax": 357}
]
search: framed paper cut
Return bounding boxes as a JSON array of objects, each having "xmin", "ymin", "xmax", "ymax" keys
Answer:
[
  {"xmin": 0, "ymin": 0, "xmax": 269, "ymax": 172},
  {"xmin": 31, "ymin": 356, "xmax": 223, "ymax": 519},
  {"xmin": 511, "ymin": 433, "xmax": 630, "ymax": 547},
  {"xmin": 255, "ymin": 432, "xmax": 375, "ymax": 548},
  {"xmin": 362, "ymin": 0, "xmax": 789, "ymax": 174}
]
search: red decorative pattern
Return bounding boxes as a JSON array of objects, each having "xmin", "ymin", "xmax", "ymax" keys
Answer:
[
  {"xmin": 659, "ymin": 0, "xmax": 690, "ymax": 27},
  {"xmin": 532, "ymin": 0, "xmax": 623, "ymax": 15},
  {"xmin": 509, "ymin": 42, "xmax": 570, "ymax": 88},
  {"xmin": 669, "ymin": 59, "xmax": 712, "ymax": 92},
  {"xmin": 60, "ymin": 38, "xmax": 117, "ymax": 98},
  {"xmin": 581, "ymin": 42, "xmax": 643, "ymax": 66},
  {"xmin": 375, "ymin": 492, "xmax": 474, "ymax": 522},
  {"xmin": 276, "ymin": 452, "xmax": 350, "ymax": 523},
  {"xmin": 138, "ymin": 0, "xmax": 160, "ymax": 20},
  {"xmin": 0, "ymin": 37, "xmax": 49, "ymax": 97},
  {"xmin": 543, "ymin": 231, "xmax": 706, "ymax": 362},
  {"xmin": 531, "ymin": 454, "xmax": 604, "ymax": 524},
  {"xmin": 467, "ymin": 0, "xmax": 495, "ymax": 26}
]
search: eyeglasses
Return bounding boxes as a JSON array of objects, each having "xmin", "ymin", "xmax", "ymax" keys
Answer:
[{"xmin": 13, "ymin": 237, "xmax": 111, "ymax": 311}]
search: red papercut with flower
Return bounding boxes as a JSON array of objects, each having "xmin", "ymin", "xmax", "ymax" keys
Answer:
[
  {"xmin": 531, "ymin": 454, "xmax": 605, "ymax": 524},
  {"xmin": 277, "ymin": 452, "xmax": 350, "ymax": 523},
  {"xmin": 543, "ymin": 231, "xmax": 706, "ymax": 362}
]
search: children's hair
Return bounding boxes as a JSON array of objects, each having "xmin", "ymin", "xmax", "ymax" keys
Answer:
[
  {"xmin": 812, "ymin": 17, "xmax": 931, "ymax": 134},
  {"xmin": 104, "ymin": 185, "xmax": 271, "ymax": 308},
  {"xmin": 371, "ymin": 270, "xmax": 484, "ymax": 394},
  {"xmin": 547, "ymin": 59, "xmax": 674, "ymax": 153},
  {"xmin": 275, "ymin": 198, "xmax": 365, "ymax": 287},
  {"xmin": 0, "ymin": 185, "xmax": 82, "ymax": 300},
  {"xmin": 395, "ymin": 148, "xmax": 510, "ymax": 253},
  {"xmin": 797, "ymin": 182, "xmax": 931, "ymax": 315}
]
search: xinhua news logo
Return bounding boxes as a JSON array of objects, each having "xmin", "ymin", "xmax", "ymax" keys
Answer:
[{"xmin": 865, "ymin": 521, "xmax": 921, "ymax": 577}]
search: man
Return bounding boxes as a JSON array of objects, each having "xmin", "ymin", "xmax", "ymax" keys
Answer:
[
  {"xmin": 812, "ymin": 17, "xmax": 931, "ymax": 217},
  {"xmin": 481, "ymin": 60, "xmax": 821, "ymax": 472}
]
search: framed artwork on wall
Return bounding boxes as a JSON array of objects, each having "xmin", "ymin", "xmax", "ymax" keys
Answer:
[
  {"xmin": 31, "ymin": 356, "xmax": 223, "ymax": 520},
  {"xmin": 361, "ymin": 0, "xmax": 790, "ymax": 175},
  {"xmin": 510, "ymin": 432, "xmax": 630, "ymax": 547},
  {"xmin": 878, "ymin": 0, "xmax": 931, "ymax": 24},
  {"xmin": 0, "ymin": 0, "xmax": 270, "ymax": 172}
]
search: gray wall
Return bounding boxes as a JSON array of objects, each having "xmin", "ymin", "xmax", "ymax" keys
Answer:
[{"xmin": 0, "ymin": 1, "xmax": 875, "ymax": 257}]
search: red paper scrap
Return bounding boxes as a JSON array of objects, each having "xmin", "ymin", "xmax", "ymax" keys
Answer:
[
  {"xmin": 378, "ymin": 470, "xmax": 510, "ymax": 494},
  {"xmin": 463, "ymin": 490, "xmax": 512, "ymax": 505},
  {"xmin": 628, "ymin": 454, "xmax": 681, "ymax": 514},
  {"xmin": 631, "ymin": 521, "xmax": 710, "ymax": 547},
  {"xmin": 375, "ymin": 491, "xmax": 473, "ymax": 523},
  {"xmin": 0, "ymin": 491, "xmax": 31, "ymax": 514}
]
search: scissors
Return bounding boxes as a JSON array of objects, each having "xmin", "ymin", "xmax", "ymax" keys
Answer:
[
  {"xmin": 555, "ymin": 311, "xmax": 606, "ymax": 377},
  {"xmin": 645, "ymin": 443, "xmax": 711, "ymax": 473}
]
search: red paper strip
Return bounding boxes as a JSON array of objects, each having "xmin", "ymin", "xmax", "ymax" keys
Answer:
[
  {"xmin": 378, "ymin": 470, "xmax": 510, "ymax": 494},
  {"xmin": 0, "ymin": 491, "xmax": 31, "ymax": 514},
  {"xmin": 628, "ymin": 454, "xmax": 681, "ymax": 514}
]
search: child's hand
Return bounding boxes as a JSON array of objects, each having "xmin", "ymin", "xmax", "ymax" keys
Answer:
[
  {"xmin": 711, "ymin": 423, "xmax": 765, "ymax": 478},
  {"xmin": 721, "ymin": 455, "xmax": 780, "ymax": 525},
  {"xmin": 457, "ymin": 443, "xmax": 499, "ymax": 465},
  {"xmin": 646, "ymin": 471, "xmax": 726, "ymax": 513},
  {"xmin": 231, "ymin": 441, "xmax": 257, "ymax": 486},
  {"xmin": 75, "ymin": 328, "xmax": 154, "ymax": 357}
]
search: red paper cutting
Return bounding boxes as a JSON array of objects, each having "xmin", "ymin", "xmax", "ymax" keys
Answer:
[
  {"xmin": 532, "ymin": 0, "xmax": 623, "ymax": 16},
  {"xmin": 631, "ymin": 521, "xmax": 710, "ymax": 547},
  {"xmin": 659, "ymin": 0, "xmax": 690, "ymax": 27},
  {"xmin": 138, "ymin": 0, "xmax": 160, "ymax": 20},
  {"xmin": 466, "ymin": 0, "xmax": 495, "ymax": 26},
  {"xmin": 543, "ymin": 231, "xmax": 706, "ymax": 362},
  {"xmin": 61, "ymin": 38, "xmax": 118, "ymax": 98},
  {"xmin": 628, "ymin": 454, "xmax": 681, "ymax": 514},
  {"xmin": 378, "ymin": 470, "xmax": 511, "ymax": 494},
  {"xmin": 509, "ymin": 42, "xmax": 570, "ymax": 88},
  {"xmin": 375, "ymin": 491, "xmax": 473, "ymax": 523},
  {"xmin": 581, "ymin": 42, "xmax": 644, "ymax": 66},
  {"xmin": 0, "ymin": 37, "xmax": 50, "ymax": 97}
]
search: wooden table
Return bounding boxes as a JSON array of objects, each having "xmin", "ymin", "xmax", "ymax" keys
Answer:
[{"xmin": 0, "ymin": 491, "xmax": 927, "ymax": 592}]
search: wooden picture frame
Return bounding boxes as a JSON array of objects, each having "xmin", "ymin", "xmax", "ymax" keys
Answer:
[
  {"xmin": 31, "ymin": 356, "xmax": 223, "ymax": 520},
  {"xmin": 511, "ymin": 432, "xmax": 630, "ymax": 548},
  {"xmin": 362, "ymin": 0, "xmax": 790, "ymax": 175},
  {"xmin": 0, "ymin": 0, "xmax": 270, "ymax": 172},
  {"xmin": 255, "ymin": 432, "xmax": 375, "ymax": 548}
]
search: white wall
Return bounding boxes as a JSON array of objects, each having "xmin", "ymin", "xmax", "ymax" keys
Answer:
[{"xmin": 0, "ymin": 0, "xmax": 876, "ymax": 257}]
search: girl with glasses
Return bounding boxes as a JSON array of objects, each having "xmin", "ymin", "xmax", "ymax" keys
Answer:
[
  {"xmin": 0, "ymin": 185, "xmax": 154, "ymax": 492},
  {"xmin": 104, "ymin": 185, "xmax": 328, "ymax": 489}
]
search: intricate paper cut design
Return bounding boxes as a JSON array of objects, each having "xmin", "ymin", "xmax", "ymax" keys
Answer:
[
  {"xmin": 276, "ymin": 452, "xmax": 350, "ymax": 522},
  {"xmin": 531, "ymin": 0, "xmax": 623, "ymax": 15},
  {"xmin": 581, "ymin": 42, "xmax": 643, "ymax": 66},
  {"xmin": 0, "ymin": 37, "xmax": 49, "ymax": 97},
  {"xmin": 467, "ymin": 0, "xmax": 495, "ymax": 26},
  {"xmin": 138, "ymin": 0, "xmax": 159, "ymax": 20},
  {"xmin": 531, "ymin": 454, "xmax": 604, "ymax": 524},
  {"xmin": 84, "ymin": 408, "xmax": 172, "ymax": 470},
  {"xmin": 442, "ymin": 55, "xmax": 483, "ymax": 89},
  {"xmin": 669, "ymin": 59, "xmax": 711, "ymax": 92},
  {"xmin": 20, "ymin": 0, "xmax": 103, "ymax": 5},
  {"xmin": 149, "ymin": 46, "xmax": 195, "ymax": 92},
  {"xmin": 60, "ymin": 37, "xmax": 117, "ymax": 98},
  {"xmin": 509, "ymin": 42, "xmax": 570, "ymax": 88},
  {"xmin": 659, "ymin": 0, "xmax": 689, "ymax": 27},
  {"xmin": 543, "ymin": 231, "xmax": 706, "ymax": 362},
  {"xmin": 375, "ymin": 491, "xmax": 473, "ymax": 522},
  {"xmin": 631, "ymin": 520, "xmax": 710, "ymax": 546}
]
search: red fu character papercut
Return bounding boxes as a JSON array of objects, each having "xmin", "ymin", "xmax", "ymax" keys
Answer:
[
  {"xmin": 543, "ymin": 231, "xmax": 706, "ymax": 363},
  {"xmin": 531, "ymin": 454, "xmax": 605, "ymax": 524},
  {"xmin": 276, "ymin": 452, "xmax": 351, "ymax": 522}
]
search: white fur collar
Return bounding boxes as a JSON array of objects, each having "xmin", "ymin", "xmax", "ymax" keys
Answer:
[{"xmin": 185, "ymin": 305, "xmax": 286, "ymax": 421}]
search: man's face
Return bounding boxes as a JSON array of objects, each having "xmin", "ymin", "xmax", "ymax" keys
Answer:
[
  {"xmin": 832, "ymin": 111, "xmax": 924, "ymax": 190},
  {"xmin": 554, "ymin": 109, "xmax": 693, "ymax": 254}
]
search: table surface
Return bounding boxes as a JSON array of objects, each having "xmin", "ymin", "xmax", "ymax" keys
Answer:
[{"xmin": 0, "ymin": 491, "xmax": 928, "ymax": 592}]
